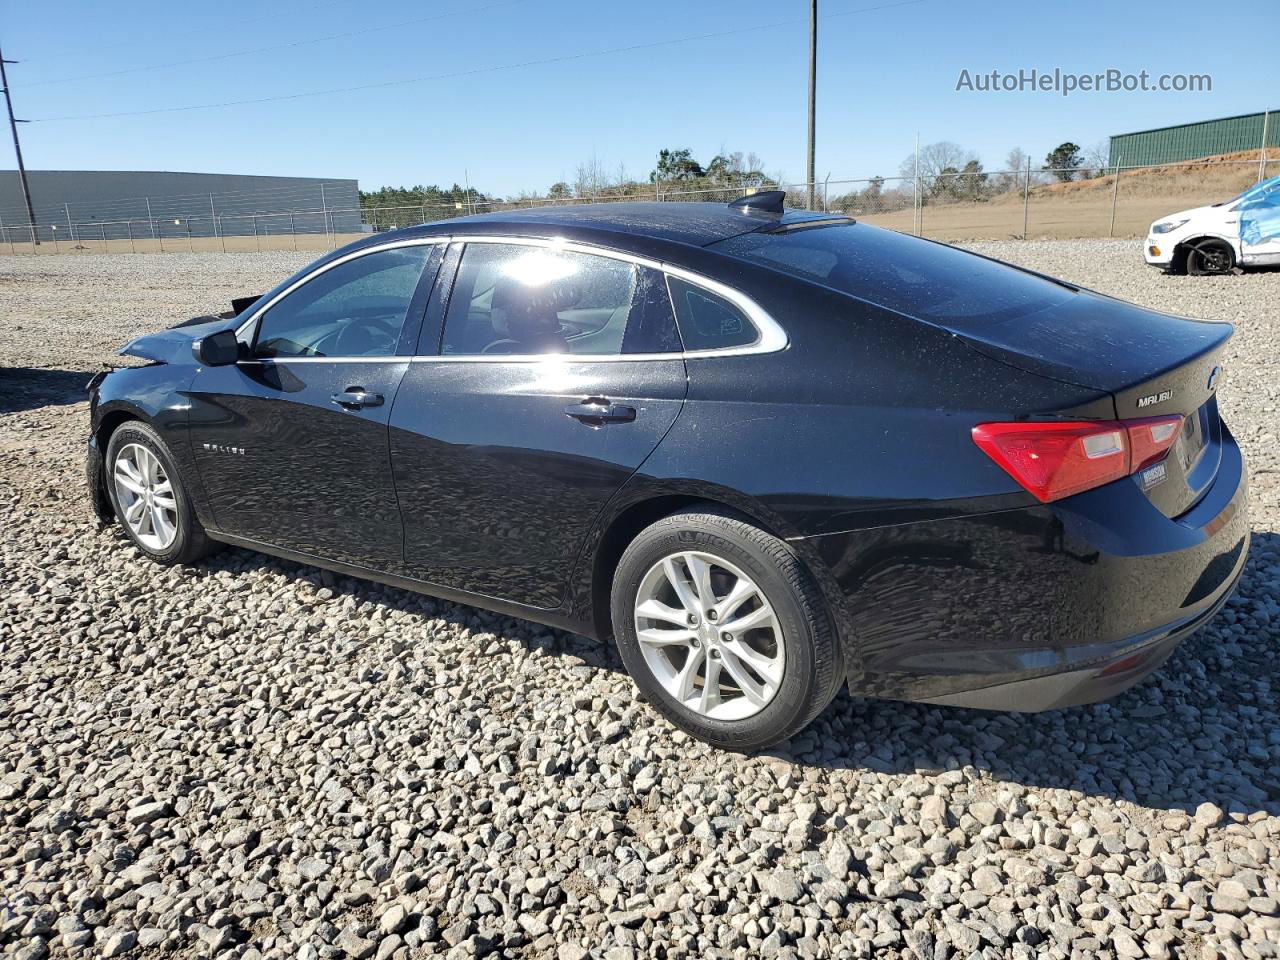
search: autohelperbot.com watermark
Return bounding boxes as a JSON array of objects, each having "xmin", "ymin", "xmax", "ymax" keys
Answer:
[{"xmin": 955, "ymin": 68, "xmax": 1212, "ymax": 97}]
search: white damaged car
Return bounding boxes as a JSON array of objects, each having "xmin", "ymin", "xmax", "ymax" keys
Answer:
[{"xmin": 1144, "ymin": 175, "xmax": 1280, "ymax": 275}]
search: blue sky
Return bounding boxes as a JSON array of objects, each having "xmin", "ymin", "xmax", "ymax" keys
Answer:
[{"xmin": 4, "ymin": 0, "xmax": 1275, "ymax": 196}]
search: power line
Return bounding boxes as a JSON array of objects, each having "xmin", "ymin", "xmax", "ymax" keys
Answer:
[
  {"xmin": 24, "ymin": 0, "xmax": 360, "ymax": 72},
  {"xmin": 149, "ymin": 0, "xmax": 361, "ymax": 36},
  {"xmin": 23, "ymin": 0, "xmax": 529, "ymax": 88},
  {"xmin": 30, "ymin": 0, "xmax": 927, "ymax": 123}
]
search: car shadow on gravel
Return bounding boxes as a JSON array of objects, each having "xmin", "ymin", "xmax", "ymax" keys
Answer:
[
  {"xmin": 198, "ymin": 530, "xmax": 1278, "ymax": 819},
  {"xmin": 801, "ymin": 530, "xmax": 1280, "ymax": 819},
  {"xmin": 0, "ymin": 366, "xmax": 91, "ymax": 413},
  {"xmin": 201, "ymin": 545, "xmax": 629, "ymax": 668}
]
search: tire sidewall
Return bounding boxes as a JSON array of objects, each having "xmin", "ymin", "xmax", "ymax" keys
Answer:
[
  {"xmin": 104, "ymin": 421, "xmax": 198, "ymax": 565},
  {"xmin": 611, "ymin": 518, "xmax": 821, "ymax": 751},
  {"xmin": 1188, "ymin": 240, "xmax": 1234, "ymax": 276}
]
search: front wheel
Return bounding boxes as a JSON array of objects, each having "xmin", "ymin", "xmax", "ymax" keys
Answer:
[
  {"xmin": 105, "ymin": 421, "xmax": 217, "ymax": 565},
  {"xmin": 1186, "ymin": 239, "xmax": 1235, "ymax": 276},
  {"xmin": 610, "ymin": 508, "xmax": 843, "ymax": 752}
]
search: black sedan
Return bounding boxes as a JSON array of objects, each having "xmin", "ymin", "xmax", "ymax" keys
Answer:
[{"xmin": 86, "ymin": 192, "xmax": 1249, "ymax": 751}]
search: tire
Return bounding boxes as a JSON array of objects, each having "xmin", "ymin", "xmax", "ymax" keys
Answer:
[
  {"xmin": 104, "ymin": 420, "xmax": 217, "ymax": 566},
  {"xmin": 1186, "ymin": 239, "xmax": 1235, "ymax": 276},
  {"xmin": 610, "ymin": 507, "xmax": 843, "ymax": 752}
]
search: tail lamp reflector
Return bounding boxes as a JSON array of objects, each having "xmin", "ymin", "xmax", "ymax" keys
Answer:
[{"xmin": 972, "ymin": 416, "xmax": 1184, "ymax": 503}]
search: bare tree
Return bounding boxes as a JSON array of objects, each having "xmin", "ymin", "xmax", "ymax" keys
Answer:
[
  {"xmin": 574, "ymin": 154, "xmax": 609, "ymax": 199},
  {"xmin": 1082, "ymin": 139, "xmax": 1111, "ymax": 177},
  {"xmin": 899, "ymin": 142, "xmax": 978, "ymax": 193},
  {"xmin": 993, "ymin": 148, "xmax": 1029, "ymax": 194}
]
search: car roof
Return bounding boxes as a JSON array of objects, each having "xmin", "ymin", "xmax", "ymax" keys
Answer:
[{"xmin": 402, "ymin": 201, "xmax": 845, "ymax": 249}]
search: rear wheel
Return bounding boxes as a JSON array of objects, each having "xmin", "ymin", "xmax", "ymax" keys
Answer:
[
  {"xmin": 105, "ymin": 421, "xmax": 216, "ymax": 565},
  {"xmin": 610, "ymin": 508, "xmax": 842, "ymax": 752},
  {"xmin": 1186, "ymin": 239, "xmax": 1234, "ymax": 276}
]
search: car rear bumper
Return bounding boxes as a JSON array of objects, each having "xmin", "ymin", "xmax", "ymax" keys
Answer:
[
  {"xmin": 916, "ymin": 560, "xmax": 1243, "ymax": 710},
  {"xmin": 808, "ymin": 427, "xmax": 1250, "ymax": 711}
]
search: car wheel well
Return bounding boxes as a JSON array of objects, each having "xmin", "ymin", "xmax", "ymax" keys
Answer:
[
  {"xmin": 97, "ymin": 410, "xmax": 142, "ymax": 452},
  {"xmin": 1174, "ymin": 236, "xmax": 1233, "ymax": 273},
  {"xmin": 589, "ymin": 495, "xmax": 783, "ymax": 641}
]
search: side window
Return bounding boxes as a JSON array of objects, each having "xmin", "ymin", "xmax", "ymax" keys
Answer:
[
  {"xmin": 440, "ymin": 244, "xmax": 681, "ymax": 356},
  {"xmin": 666, "ymin": 276, "xmax": 759, "ymax": 351},
  {"xmin": 254, "ymin": 245, "xmax": 433, "ymax": 358}
]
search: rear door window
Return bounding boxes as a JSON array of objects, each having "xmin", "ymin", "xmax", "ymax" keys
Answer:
[
  {"xmin": 440, "ymin": 243, "xmax": 681, "ymax": 356},
  {"xmin": 665, "ymin": 277, "xmax": 759, "ymax": 350}
]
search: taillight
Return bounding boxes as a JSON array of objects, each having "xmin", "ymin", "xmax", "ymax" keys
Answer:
[
  {"xmin": 972, "ymin": 415, "xmax": 1183, "ymax": 503},
  {"xmin": 1128, "ymin": 416, "xmax": 1183, "ymax": 471}
]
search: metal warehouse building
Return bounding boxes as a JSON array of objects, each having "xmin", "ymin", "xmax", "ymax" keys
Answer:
[
  {"xmin": 0, "ymin": 170, "xmax": 361, "ymax": 243},
  {"xmin": 1109, "ymin": 109, "xmax": 1277, "ymax": 168}
]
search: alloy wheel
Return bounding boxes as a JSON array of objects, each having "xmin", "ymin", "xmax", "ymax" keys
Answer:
[
  {"xmin": 633, "ymin": 551, "xmax": 785, "ymax": 721},
  {"xmin": 112, "ymin": 443, "xmax": 179, "ymax": 551}
]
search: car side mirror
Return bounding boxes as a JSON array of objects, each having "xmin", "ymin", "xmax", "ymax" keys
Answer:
[{"xmin": 192, "ymin": 329, "xmax": 242, "ymax": 366}]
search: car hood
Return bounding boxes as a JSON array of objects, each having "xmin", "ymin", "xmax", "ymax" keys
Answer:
[
  {"xmin": 119, "ymin": 317, "xmax": 235, "ymax": 364},
  {"xmin": 1151, "ymin": 204, "xmax": 1217, "ymax": 228}
]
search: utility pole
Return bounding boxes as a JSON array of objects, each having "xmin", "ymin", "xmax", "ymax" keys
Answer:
[
  {"xmin": 1260, "ymin": 110, "xmax": 1271, "ymax": 182},
  {"xmin": 805, "ymin": 0, "xmax": 817, "ymax": 210},
  {"xmin": 0, "ymin": 41, "xmax": 39, "ymax": 244}
]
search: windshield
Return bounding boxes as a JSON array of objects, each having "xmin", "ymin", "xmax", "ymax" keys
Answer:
[
  {"xmin": 709, "ymin": 223, "xmax": 1075, "ymax": 325},
  {"xmin": 1217, "ymin": 175, "xmax": 1280, "ymax": 208}
]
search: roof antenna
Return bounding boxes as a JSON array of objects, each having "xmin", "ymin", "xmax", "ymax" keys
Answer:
[{"xmin": 728, "ymin": 190, "xmax": 786, "ymax": 214}]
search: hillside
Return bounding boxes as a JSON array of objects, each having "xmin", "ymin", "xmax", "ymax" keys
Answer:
[
  {"xmin": 1017, "ymin": 148, "xmax": 1277, "ymax": 204},
  {"xmin": 859, "ymin": 148, "xmax": 1278, "ymax": 241}
]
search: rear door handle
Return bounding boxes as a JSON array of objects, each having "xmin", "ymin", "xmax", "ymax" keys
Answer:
[
  {"xmin": 564, "ymin": 398, "xmax": 637, "ymax": 426},
  {"xmin": 330, "ymin": 388, "xmax": 384, "ymax": 409}
]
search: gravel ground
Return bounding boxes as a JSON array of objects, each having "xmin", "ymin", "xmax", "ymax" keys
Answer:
[{"xmin": 1, "ymin": 240, "xmax": 1278, "ymax": 960}]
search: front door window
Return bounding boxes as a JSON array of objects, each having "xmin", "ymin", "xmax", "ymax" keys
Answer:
[{"xmin": 254, "ymin": 245, "xmax": 434, "ymax": 358}]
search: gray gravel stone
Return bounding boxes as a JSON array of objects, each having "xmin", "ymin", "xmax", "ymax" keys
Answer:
[
  {"xmin": 101, "ymin": 930, "xmax": 137, "ymax": 957},
  {"xmin": 1, "ymin": 244, "xmax": 1278, "ymax": 959},
  {"xmin": 766, "ymin": 869, "xmax": 803, "ymax": 903},
  {"xmin": 972, "ymin": 866, "xmax": 1004, "ymax": 896}
]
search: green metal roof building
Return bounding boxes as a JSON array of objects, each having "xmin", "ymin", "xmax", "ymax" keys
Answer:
[{"xmin": 1109, "ymin": 109, "xmax": 1277, "ymax": 168}]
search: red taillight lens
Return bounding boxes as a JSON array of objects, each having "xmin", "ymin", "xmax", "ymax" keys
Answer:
[
  {"xmin": 972, "ymin": 415, "xmax": 1183, "ymax": 503},
  {"xmin": 972, "ymin": 422, "xmax": 1128, "ymax": 502},
  {"xmin": 1127, "ymin": 415, "xmax": 1184, "ymax": 471}
]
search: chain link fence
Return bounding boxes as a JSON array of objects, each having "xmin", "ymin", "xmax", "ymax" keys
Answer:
[{"xmin": 1, "ymin": 153, "xmax": 1274, "ymax": 255}]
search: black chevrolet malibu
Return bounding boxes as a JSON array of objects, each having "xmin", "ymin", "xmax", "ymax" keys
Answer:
[{"xmin": 86, "ymin": 193, "xmax": 1249, "ymax": 751}]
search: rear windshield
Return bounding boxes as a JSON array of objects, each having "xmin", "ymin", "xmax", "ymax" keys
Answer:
[{"xmin": 709, "ymin": 223, "xmax": 1075, "ymax": 325}]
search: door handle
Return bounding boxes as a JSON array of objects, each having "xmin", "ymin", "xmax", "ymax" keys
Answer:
[
  {"xmin": 330, "ymin": 388, "xmax": 384, "ymax": 409},
  {"xmin": 564, "ymin": 398, "xmax": 637, "ymax": 426}
]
